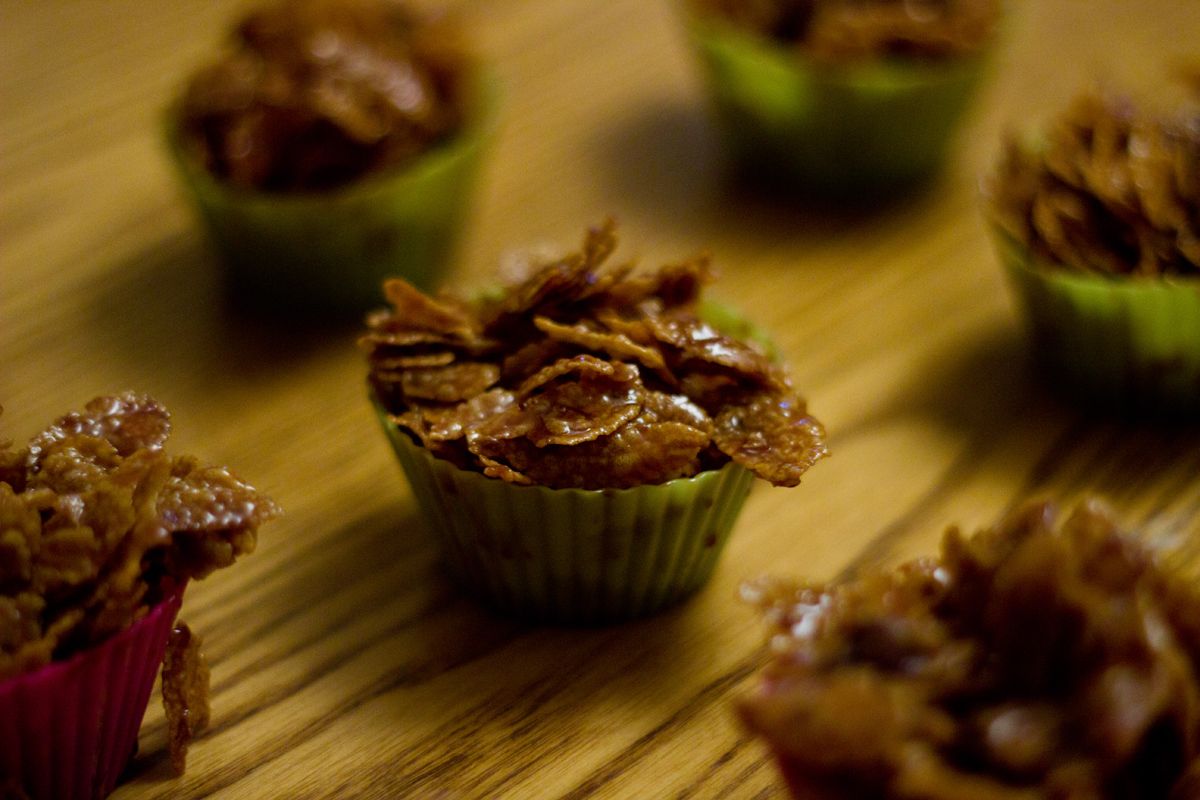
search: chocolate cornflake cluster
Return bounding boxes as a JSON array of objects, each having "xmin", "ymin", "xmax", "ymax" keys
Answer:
[
  {"xmin": 989, "ymin": 88, "xmax": 1200, "ymax": 277},
  {"xmin": 740, "ymin": 500, "xmax": 1200, "ymax": 799},
  {"xmin": 363, "ymin": 221, "xmax": 828, "ymax": 491},
  {"xmin": 180, "ymin": 0, "xmax": 471, "ymax": 192},
  {"xmin": 692, "ymin": 0, "xmax": 999, "ymax": 62},
  {"xmin": 0, "ymin": 394, "xmax": 279, "ymax": 768}
]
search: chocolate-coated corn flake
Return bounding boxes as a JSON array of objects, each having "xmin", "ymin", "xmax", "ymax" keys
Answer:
[
  {"xmin": 642, "ymin": 314, "xmax": 782, "ymax": 395},
  {"xmin": 678, "ymin": 370, "xmax": 745, "ymax": 410},
  {"xmin": 988, "ymin": 86, "xmax": 1200, "ymax": 276},
  {"xmin": 399, "ymin": 362, "xmax": 500, "ymax": 403},
  {"xmin": 478, "ymin": 221, "xmax": 626, "ymax": 339},
  {"xmin": 363, "ymin": 222, "xmax": 827, "ymax": 489},
  {"xmin": 361, "ymin": 329, "xmax": 466, "ymax": 350},
  {"xmin": 514, "ymin": 354, "xmax": 634, "ymax": 396},
  {"xmin": 410, "ymin": 389, "xmax": 518, "ymax": 444},
  {"xmin": 372, "ymin": 352, "xmax": 456, "ymax": 371},
  {"xmin": 603, "ymin": 256, "xmax": 715, "ymax": 310},
  {"xmin": 533, "ymin": 316, "xmax": 668, "ymax": 373},
  {"xmin": 518, "ymin": 369, "xmax": 642, "ymax": 448},
  {"xmin": 390, "ymin": 388, "xmax": 519, "ymax": 470},
  {"xmin": 639, "ymin": 390, "xmax": 713, "ymax": 434},
  {"xmin": 26, "ymin": 394, "xmax": 171, "ymax": 468},
  {"xmin": 693, "ymin": 0, "xmax": 999, "ymax": 63},
  {"xmin": 466, "ymin": 384, "xmax": 715, "ymax": 490},
  {"xmin": 740, "ymin": 500, "xmax": 1200, "ymax": 798},
  {"xmin": 500, "ymin": 339, "xmax": 573, "ymax": 383},
  {"xmin": 464, "ymin": 359, "xmax": 643, "ymax": 451},
  {"xmin": 379, "ymin": 279, "xmax": 480, "ymax": 341},
  {"xmin": 713, "ymin": 391, "xmax": 828, "ymax": 487},
  {"xmin": 162, "ymin": 621, "xmax": 211, "ymax": 775},
  {"xmin": 471, "ymin": 420, "xmax": 710, "ymax": 490},
  {"xmin": 180, "ymin": 0, "xmax": 472, "ymax": 192}
]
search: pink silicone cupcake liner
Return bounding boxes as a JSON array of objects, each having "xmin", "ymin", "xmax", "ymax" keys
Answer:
[{"xmin": 0, "ymin": 590, "xmax": 184, "ymax": 800}]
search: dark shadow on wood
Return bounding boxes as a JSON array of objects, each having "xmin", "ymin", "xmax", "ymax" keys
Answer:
[
  {"xmin": 85, "ymin": 231, "xmax": 365, "ymax": 401},
  {"xmin": 586, "ymin": 95, "xmax": 948, "ymax": 249}
]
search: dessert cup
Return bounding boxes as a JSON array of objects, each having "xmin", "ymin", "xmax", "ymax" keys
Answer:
[
  {"xmin": 364, "ymin": 217, "xmax": 829, "ymax": 625},
  {"xmin": 739, "ymin": 500, "xmax": 1200, "ymax": 797},
  {"xmin": 991, "ymin": 226, "xmax": 1200, "ymax": 413},
  {"xmin": 369, "ymin": 298, "xmax": 794, "ymax": 624},
  {"xmin": 166, "ymin": 71, "xmax": 498, "ymax": 313},
  {"xmin": 376, "ymin": 409, "xmax": 755, "ymax": 624},
  {"xmin": 0, "ymin": 589, "xmax": 184, "ymax": 800},
  {"xmin": 684, "ymin": 12, "xmax": 990, "ymax": 197}
]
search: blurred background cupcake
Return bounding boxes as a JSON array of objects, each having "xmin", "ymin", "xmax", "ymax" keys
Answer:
[
  {"xmin": 683, "ymin": 0, "xmax": 1001, "ymax": 198},
  {"xmin": 362, "ymin": 222, "xmax": 829, "ymax": 624},
  {"xmin": 985, "ymin": 78, "xmax": 1200, "ymax": 413},
  {"xmin": 738, "ymin": 500, "xmax": 1200, "ymax": 798},
  {"xmin": 165, "ymin": 0, "xmax": 496, "ymax": 314}
]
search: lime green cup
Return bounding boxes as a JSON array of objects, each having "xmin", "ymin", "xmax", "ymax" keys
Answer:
[
  {"xmin": 375, "ymin": 407, "xmax": 756, "ymax": 625},
  {"xmin": 992, "ymin": 230, "xmax": 1200, "ymax": 413},
  {"xmin": 367, "ymin": 301, "xmax": 797, "ymax": 624},
  {"xmin": 684, "ymin": 14, "xmax": 990, "ymax": 196},
  {"xmin": 165, "ymin": 73, "xmax": 498, "ymax": 314}
]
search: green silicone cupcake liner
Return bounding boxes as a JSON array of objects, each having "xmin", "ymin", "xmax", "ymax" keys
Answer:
[
  {"xmin": 993, "ymin": 231, "xmax": 1200, "ymax": 411},
  {"xmin": 165, "ymin": 71, "xmax": 498, "ymax": 314},
  {"xmin": 375, "ymin": 404, "xmax": 756, "ymax": 624},
  {"xmin": 684, "ymin": 14, "xmax": 988, "ymax": 196}
]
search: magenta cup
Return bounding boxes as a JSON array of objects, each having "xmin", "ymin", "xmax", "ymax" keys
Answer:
[{"xmin": 0, "ymin": 589, "xmax": 184, "ymax": 800}]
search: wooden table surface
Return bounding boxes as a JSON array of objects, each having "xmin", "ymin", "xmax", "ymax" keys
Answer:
[{"xmin": 4, "ymin": 1, "xmax": 1200, "ymax": 798}]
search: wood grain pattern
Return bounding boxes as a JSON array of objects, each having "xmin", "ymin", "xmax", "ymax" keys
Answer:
[{"xmin": 2, "ymin": 1, "xmax": 1199, "ymax": 798}]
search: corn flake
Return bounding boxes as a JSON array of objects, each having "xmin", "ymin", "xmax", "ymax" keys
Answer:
[{"xmin": 400, "ymin": 362, "xmax": 501, "ymax": 403}]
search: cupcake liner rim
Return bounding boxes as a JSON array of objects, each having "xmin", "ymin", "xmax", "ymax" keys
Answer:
[
  {"xmin": 370, "ymin": 390, "xmax": 749, "ymax": 498},
  {"xmin": 682, "ymin": 9, "xmax": 992, "ymax": 88},
  {"xmin": 990, "ymin": 225, "xmax": 1200, "ymax": 289},
  {"xmin": 0, "ymin": 584, "xmax": 185, "ymax": 691}
]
